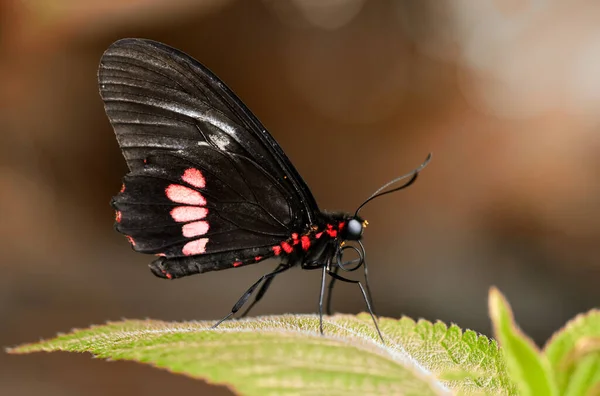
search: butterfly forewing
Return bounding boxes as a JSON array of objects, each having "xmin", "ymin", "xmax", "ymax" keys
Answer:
[{"xmin": 99, "ymin": 38, "xmax": 320, "ymax": 277}]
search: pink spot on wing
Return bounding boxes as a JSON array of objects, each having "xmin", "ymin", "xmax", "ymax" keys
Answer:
[
  {"xmin": 182, "ymin": 238, "xmax": 208, "ymax": 256},
  {"xmin": 170, "ymin": 206, "xmax": 208, "ymax": 222},
  {"xmin": 233, "ymin": 261, "xmax": 243, "ymax": 267},
  {"xmin": 182, "ymin": 221, "xmax": 209, "ymax": 237},
  {"xmin": 115, "ymin": 211, "xmax": 122, "ymax": 223},
  {"xmin": 166, "ymin": 273, "xmax": 173, "ymax": 279},
  {"xmin": 155, "ymin": 253, "xmax": 166, "ymax": 257},
  {"xmin": 254, "ymin": 256, "xmax": 262, "ymax": 261},
  {"xmin": 181, "ymin": 168, "xmax": 206, "ymax": 189},
  {"xmin": 120, "ymin": 184, "xmax": 126, "ymax": 193},
  {"xmin": 165, "ymin": 184, "xmax": 206, "ymax": 206},
  {"xmin": 126, "ymin": 236, "xmax": 136, "ymax": 246},
  {"xmin": 272, "ymin": 246, "xmax": 282, "ymax": 255},
  {"xmin": 315, "ymin": 232, "xmax": 323, "ymax": 239},
  {"xmin": 326, "ymin": 229, "xmax": 338, "ymax": 238}
]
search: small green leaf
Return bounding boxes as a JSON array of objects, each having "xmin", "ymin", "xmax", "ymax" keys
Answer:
[
  {"xmin": 8, "ymin": 314, "xmax": 513, "ymax": 396},
  {"xmin": 563, "ymin": 352, "xmax": 600, "ymax": 396},
  {"xmin": 544, "ymin": 310, "xmax": 600, "ymax": 396},
  {"xmin": 489, "ymin": 287, "xmax": 558, "ymax": 396}
]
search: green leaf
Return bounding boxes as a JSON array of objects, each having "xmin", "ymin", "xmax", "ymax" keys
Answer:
[
  {"xmin": 488, "ymin": 287, "xmax": 558, "ymax": 396},
  {"xmin": 8, "ymin": 314, "xmax": 513, "ymax": 396},
  {"xmin": 544, "ymin": 310, "xmax": 600, "ymax": 396},
  {"xmin": 376, "ymin": 316, "xmax": 515, "ymax": 395}
]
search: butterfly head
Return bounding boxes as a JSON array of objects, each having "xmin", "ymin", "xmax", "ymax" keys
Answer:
[{"xmin": 342, "ymin": 216, "xmax": 366, "ymax": 241}]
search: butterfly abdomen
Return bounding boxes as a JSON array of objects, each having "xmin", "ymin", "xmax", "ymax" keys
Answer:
[{"xmin": 145, "ymin": 217, "xmax": 349, "ymax": 279}]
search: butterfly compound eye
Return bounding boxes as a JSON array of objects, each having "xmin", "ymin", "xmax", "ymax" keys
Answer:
[{"xmin": 346, "ymin": 218, "xmax": 363, "ymax": 240}]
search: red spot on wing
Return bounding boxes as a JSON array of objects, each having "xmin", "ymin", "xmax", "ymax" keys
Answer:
[
  {"xmin": 272, "ymin": 246, "xmax": 282, "ymax": 255},
  {"xmin": 115, "ymin": 211, "xmax": 122, "ymax": 223},
  {"xmin": 182, "ymin": 238, "xmax": 208, "ymax": 255},
  {"xmin": 182, "ymin": 221, "xmax": 209, "ymax": 237},
  {"xmin": 126, "ymin": 236, "xmax": 136, "ymax": 246},
  {"xmin": 233, "ymin": 261, "xmax": 243, "ymax": 267},
  {"xmin": 280, "ymin": 241, "xmax": 293, "ymax": 254},
  {"xmin": 254, "ymin": 256, "xmax": 263, "ymax": 261},
  {"xmin": 325, "ymin": 224, "xmax": 338, "ymax": 237},
  {"xmin": 165, "ymin": 184, "xmax": 206, "ymax": 206},
  {"xmin": 301, "ymin": 235, "xmax": 310, "ymax": 251},
  {"xmin": 291, "ymin": 233, "xmax": 299, "ymax": 245},
  {"xmin": 338, "ymin": 222, "xmax": 345, "ymax": 230},
  {"xmin": 315, "ymin": 232, "xmax": 323, "ymax": 239},
  {"xmin": 166, "ymin": 273, "xmax": 173, "ymax": 279},
  {"xmin": 181, "ymin": 168, "xmax": 206, "ymax": 189},
  {"xmin": 170, "ymin": 206, "xmax": 208, "ymax": 222}
]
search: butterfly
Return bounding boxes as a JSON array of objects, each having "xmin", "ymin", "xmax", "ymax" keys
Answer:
[{"xmin": 98, "ymin": 38, "xmax": 430, "ymax": 339}]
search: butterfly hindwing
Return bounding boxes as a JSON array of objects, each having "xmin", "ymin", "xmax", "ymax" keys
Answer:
[
  {"xmin": 114, "ymin": 147, "xmax": 291, "ymax": 254},
  {"xmin": 99, "ymin": 38, "xmax": 320, "ymax": 277}
]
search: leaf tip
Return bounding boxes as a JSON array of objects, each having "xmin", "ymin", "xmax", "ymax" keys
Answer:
[{"xmin": 488, "ymin": 286, "xmax": 507, "ymax": 330}]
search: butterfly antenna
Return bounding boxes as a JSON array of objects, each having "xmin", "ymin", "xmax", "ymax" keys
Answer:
[{"xmin": 354, "ymin": 153, "xmax": 432, "ymax": 217}]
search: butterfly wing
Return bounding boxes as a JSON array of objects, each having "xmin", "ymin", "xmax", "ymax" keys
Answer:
[{"xmin": 99, "ymin": 38, "xmax": 320, "ymax": 278}]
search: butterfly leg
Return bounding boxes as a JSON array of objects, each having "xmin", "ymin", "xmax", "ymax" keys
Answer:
[
  {"xmin": 327, "ymin": 271, "xmax": 384, "ymax": 343},
  {"xmin": 212, "ymin": 264, "xmax": 292, "ymax": 329},
  {"xmin": 325, "ymin": 265, "xmax": 339, "ymax": 316},
  {"xmin": 299, "ymin": 259, "xmax": 330, "ymax": 334},
  {"xmin": 239, "ymin": 263, "xmax": 287, "ymax": 318},
  {"xmin": 358, "ymin": 240, "xmax": 377, "ymax": 318},
  {"xmin": 301, "ymin": 239, "xmax": 337, "ymax": 334},
  {"xmin": 318, "ymin": 265, "xmax": 327, "ymax": 335}
]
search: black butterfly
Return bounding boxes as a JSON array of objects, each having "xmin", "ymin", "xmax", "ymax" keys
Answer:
[{"xmin": 98, "ymin": 38, "xmax": 430, "ymax": 339}]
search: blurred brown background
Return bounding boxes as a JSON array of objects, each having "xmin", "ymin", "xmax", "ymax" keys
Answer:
[{"xmin": 2, "ymin": 0, "xmax": 600, "ymax": 394}]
